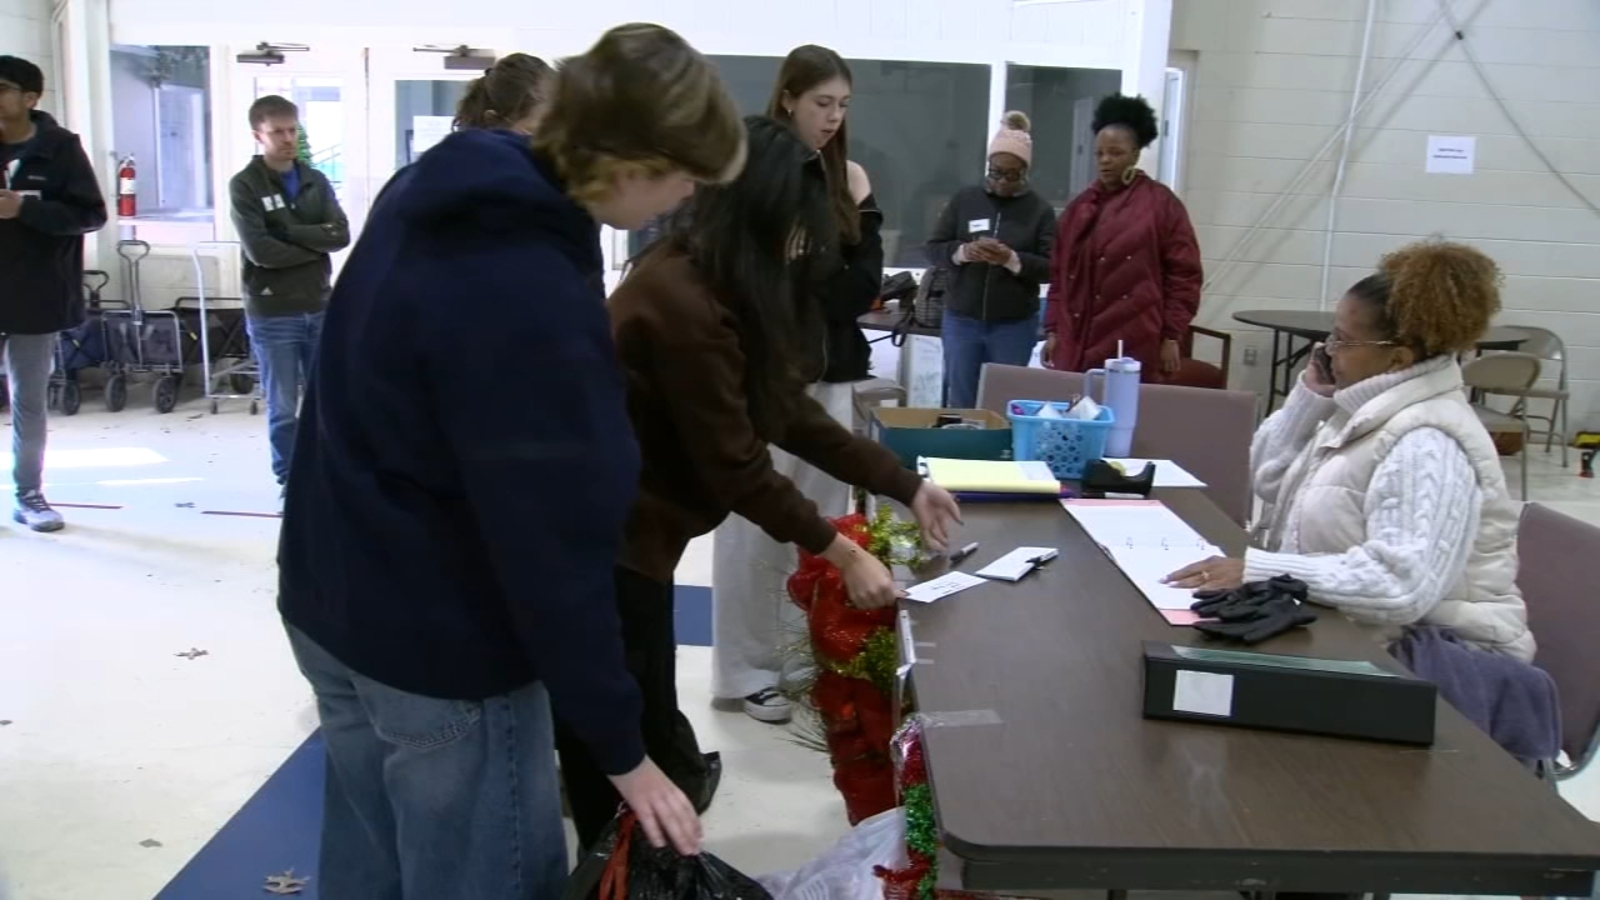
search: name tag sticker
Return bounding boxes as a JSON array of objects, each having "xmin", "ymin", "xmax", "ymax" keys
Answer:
[
  {"xmin": 967, "ymin": 217, "xmax": 992, "ymax": 234},
  {"xmin": 260, "ymin": 194, "xmax": 285, "ymax": 212}
]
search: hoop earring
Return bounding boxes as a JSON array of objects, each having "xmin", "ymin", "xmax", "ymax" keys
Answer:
[{"xmin": 1121, "ymin": 166, "xmax": 1137, "ymax": 185}]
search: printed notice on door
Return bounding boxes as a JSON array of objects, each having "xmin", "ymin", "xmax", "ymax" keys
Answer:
[{"xmin": 1426, "ymin": 135, "xmax": 1476, "ymax": 175}]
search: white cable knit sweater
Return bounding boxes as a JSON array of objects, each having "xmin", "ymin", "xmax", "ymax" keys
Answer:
[{"xmin": 1245, "ymin": 355, "xmax": 1534, "ymax": 661}]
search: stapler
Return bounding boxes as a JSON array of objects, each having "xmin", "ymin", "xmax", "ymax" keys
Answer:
[{"xmin": 1081, "ymin": 459, "xmax": 1156, "ymax": 499}]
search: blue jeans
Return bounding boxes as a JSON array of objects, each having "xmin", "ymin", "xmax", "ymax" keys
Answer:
[
  {"xmin": 941, "ymin": 311, "xmax": 1041, "ymax": 409},
  {"xmin": 286, "ymin": 625, "xmax": 568, "ymax": 900},
  {"xmin": 248, "ymin": 312, "xmax": 324, "ymax": 484}
]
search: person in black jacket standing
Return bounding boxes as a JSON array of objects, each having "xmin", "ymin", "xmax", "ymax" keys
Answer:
[
  {"xmin": 710, "ymin": 45, "xmax": 885, "ymax": 726},
  {"xmin": 229, "ymin": 95, "xmax": 349, "ymax": 496},
  {"xmin": 0, "ymin": 56, "xmax": 107, "ymax": 533},
  {"xmin": 927, "ymin": 112, "xmax": 1056, "ymax": 409}
]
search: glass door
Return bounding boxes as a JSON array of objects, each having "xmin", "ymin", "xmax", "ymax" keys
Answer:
[{"xmin": 365, "ymin": 44, "xmax": 516, "ymax": 198}]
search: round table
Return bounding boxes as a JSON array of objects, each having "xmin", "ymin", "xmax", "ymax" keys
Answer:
[{"xmin": 1232, "ymin": 309, "xmax": 1528, "ymax": 409}]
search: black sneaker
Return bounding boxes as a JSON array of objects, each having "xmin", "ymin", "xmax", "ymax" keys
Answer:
[
  {"xmin": 743, "ymin": 687, "xmax": 793, "ymax": 724},
  {"xmin": 13, "ymin": 490, "xmax": 64, "ymax": 533}
]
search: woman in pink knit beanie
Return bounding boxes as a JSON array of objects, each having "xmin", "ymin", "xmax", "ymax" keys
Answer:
[{"xmin": 925, "ymin": 111, "xmax": 1058, "ymax": 408}]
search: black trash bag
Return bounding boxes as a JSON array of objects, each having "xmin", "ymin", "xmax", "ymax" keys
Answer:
[{"xmin": 565, "ymin": 811, "xmax": 772, "ymax": 900}]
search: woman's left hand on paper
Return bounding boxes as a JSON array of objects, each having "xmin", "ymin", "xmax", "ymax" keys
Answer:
[{"xmin": 1163, "ymin": 555, "xmax": 1244, "ymax": 591}]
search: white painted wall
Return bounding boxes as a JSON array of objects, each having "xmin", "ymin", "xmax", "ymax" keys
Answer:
[
  {"xmin": 1173, "ymin": 0, "xmax": 1600, "ymax": 422},
  {"xmin": 1, "ymin": 0, "xmax": 57, "ymax": 113}
]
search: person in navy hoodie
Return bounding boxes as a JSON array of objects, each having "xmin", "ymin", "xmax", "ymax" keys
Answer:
[{"xmin": 276, "ymin": 24, "xmax": 745, "ymax": 898}]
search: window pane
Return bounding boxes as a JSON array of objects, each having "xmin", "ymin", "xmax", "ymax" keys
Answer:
[
  {"xmin": 1003, "ymin": 65, "xmax": 1121, "ymax": 211},
  {"xmin": 253, "ymin": 76, "xmax": 346, "ymax": 195},
  {"xmin": 395, "ymin": 80, "xmax": 471, "ymax": 168},
  {"xmin": 109, "ymin": 44, "xmax": 214, "ymax": 242},
  {"xmin": 637, "ymin": 55, "xmax": 990, "ymax": 268}
]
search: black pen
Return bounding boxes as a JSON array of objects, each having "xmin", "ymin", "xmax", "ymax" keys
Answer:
[
  {"xmin": 950, "ymin": 541, "xmax": 980, "ymax": 564},
  {"xmin": 1021, "ymin": 550, "xmax": 1058, "ymax": 579}
]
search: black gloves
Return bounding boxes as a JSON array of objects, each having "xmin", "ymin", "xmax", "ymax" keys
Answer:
[
  {"xmin": 1191, "ymin": 574, "xmax": 1307, "ymax": 617},
  {"xmin": 1190, "ymin": 575, "xmax": 1317, "ymax": 644}
]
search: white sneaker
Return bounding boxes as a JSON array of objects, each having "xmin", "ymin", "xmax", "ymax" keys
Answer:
[
  {"xmin": 743, "ymin": 687, "xmax": 793, "ymax": 724},
  {"xmin": 13, "ymin": 490, "xmax": 65, "ymax": 533}
]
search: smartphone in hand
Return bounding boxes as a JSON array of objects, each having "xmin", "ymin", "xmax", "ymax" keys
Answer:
[{"xmin": 1313, "ymin": 344, "xmax": 1333, "ymax": 379}]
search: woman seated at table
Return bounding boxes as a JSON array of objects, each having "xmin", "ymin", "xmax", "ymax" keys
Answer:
[
  {"xmin": 1166, "ymin": 240, "xmax": 1534, "ymax": 662},
  {"xmin": 556, "ymin": 115, "xmax": 963, "ymax": 852}
]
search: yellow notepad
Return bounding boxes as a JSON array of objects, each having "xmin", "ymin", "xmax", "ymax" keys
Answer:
[{"xmin": 920, "ymin": 458, "xmax": 1062, "ymax": 494}]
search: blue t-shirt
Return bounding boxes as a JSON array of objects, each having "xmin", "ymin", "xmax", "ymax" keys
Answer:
[{"xmin": 280, "ymin": 164, "xmax": 301, "ymax": 202}]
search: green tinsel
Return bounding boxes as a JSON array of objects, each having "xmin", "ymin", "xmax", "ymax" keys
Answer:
[
  {"xmin": 866, "ymin": 504, "xmax": 931, "ymax": 569},
  {"xmin": 824, "ymin": 628, "xmax": 900, "ymax": 694},
  {"xmin": 903, "ymin": 784, "xmax": 938, "ymax": 859}
]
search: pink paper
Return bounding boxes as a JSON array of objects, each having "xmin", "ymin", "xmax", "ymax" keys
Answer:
[{"xmin": 1161, "ymin": 609, "xmax": 1204, "ymax": 627}]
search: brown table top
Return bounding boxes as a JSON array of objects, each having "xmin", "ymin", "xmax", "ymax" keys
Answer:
[
  {"xmin": 1232, "ymin": 309, "xmax": 1528, "ymax": 349},
  {"xmin": 908, "ymin": 491, "xmax": 1600, "ymax": 894}
]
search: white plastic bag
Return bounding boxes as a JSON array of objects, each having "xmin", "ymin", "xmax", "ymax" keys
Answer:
[{"xmin": 758, "ymin": 808, "xmax": 908, "ymax": 900}]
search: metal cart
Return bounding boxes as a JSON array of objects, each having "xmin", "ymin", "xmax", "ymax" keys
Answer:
[
  {"xmin": 45, "ymin": 270, "xmax": 113, "ymax": 416},
  {"xmin": 102, "ymin": 240, "xmax": 185, "ymax": 413},
  {"xmin": 189, "ymin": 241, "xmax": 260, "ymax": 415}
]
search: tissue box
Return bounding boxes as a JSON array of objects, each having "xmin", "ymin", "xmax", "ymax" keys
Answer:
[
  {"xmin": 1141, "ymin": 641, "xmax": 1437, "ymax": 745},
  {"xmin": 872, "ymin": 408, "xmax": 1013, "ymax": 469}
]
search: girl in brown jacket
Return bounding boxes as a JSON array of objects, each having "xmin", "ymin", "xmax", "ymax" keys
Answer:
[{"xmin": 556, "ymin": 115, "xmax": 960, "ymax": 852}]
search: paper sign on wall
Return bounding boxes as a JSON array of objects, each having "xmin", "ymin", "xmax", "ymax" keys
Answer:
[
  {"xmin": 412, "ymin": 116, "xmax": 456, "ymax": 160},
  {"xmin": 1426, "ymin": 135, "xmax": 1476, "ymax": 175}
]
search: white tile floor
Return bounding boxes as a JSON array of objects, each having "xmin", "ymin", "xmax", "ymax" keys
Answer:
[{"xmin": 1, "ymin": 399, "xmax": 1597, "ymax": 900}]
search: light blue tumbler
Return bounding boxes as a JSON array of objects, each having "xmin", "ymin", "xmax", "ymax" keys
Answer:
[{"xmin": 1084, "ymin": 343, "xmax": 1141, "ymax": 458}]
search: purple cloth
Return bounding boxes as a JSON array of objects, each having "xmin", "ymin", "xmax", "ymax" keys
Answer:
[{"xmin": 1390, "ymin": 626, "xmax": 1562, "ymax": 765}]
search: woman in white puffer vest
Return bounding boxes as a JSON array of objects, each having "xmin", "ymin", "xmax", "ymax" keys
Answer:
[{"xmin": 1168, "ymin": 240, "xmax": 1534, "ymax": 662}]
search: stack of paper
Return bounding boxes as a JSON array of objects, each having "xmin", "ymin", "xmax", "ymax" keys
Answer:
[
  {"xmin": 920, "ymin": 458, "xmax": 1061, "ymax": 495},
  {"xmin": 1062, "ymin": 500, "xmax": 1222, "ymax": 625},
  {"xmin": 976, "ymin": 547, "xmax": 1058, "ymax": 582}
]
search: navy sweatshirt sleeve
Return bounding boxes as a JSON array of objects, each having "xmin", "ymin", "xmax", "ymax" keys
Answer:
[{"xmin": 424, "ymin": 245, "xmax": 646, "ymax": 777}]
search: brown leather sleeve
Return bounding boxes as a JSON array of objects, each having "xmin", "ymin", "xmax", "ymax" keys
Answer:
[{"xmin": 651, "ymin": 303, "xmax": 839, "ymax": 556}]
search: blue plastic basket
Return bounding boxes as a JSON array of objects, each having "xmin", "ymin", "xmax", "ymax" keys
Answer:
[{"xmin": 1005, "ymin": 400, "xmax": 1116, "ymax": 480}]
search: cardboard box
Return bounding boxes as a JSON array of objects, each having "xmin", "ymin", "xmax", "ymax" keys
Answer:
[
  {"xmin": 1142, "ymin": 641, "xmax": 1437, "ymax": 745},
  {"xmin": 872, "ymin": 408, "xmax": 1013, "ymax": 469}
]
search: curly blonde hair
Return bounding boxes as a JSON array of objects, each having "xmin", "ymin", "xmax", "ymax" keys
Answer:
[
  {"xmin": 534, "ymin": 24, "xmax": 744, "ymax": 207},
  {"xmin": 1349, "ymin": 240, "xmax": 1504, "ymax": 359}
]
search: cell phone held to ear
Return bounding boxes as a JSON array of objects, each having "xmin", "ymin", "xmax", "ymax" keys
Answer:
[{"xmin": 1313, "ymin": 344, "xmax": 1333, "ymax": 381}]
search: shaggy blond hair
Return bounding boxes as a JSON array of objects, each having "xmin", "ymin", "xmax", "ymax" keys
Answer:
[{"xmin": 534, "ymin": 24, "xmax": 745, "ymax": 206}]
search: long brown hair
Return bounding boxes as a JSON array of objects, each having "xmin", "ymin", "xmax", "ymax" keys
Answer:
[
  {"xmin": 534, "ymin": 24, "xmax": 745, "ymax": 206},
  {"xmin": 766, "ymin": 45, "xmax": 858, "ymax": 243},
  {"xmin": 455, "ymin": 53, "xmax": 552, "ymax": 131}
]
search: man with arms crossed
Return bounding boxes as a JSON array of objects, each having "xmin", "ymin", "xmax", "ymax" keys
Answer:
[{"xmin": 230, "ymin": 95, "xmax": 349, "ymax": 497}]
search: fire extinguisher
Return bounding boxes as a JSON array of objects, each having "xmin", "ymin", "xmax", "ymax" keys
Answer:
[{"xmin": 117, "ymin": 155, "xmax": 137, "ymax": 218}]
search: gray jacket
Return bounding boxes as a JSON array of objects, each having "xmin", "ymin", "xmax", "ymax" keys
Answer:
[{"xmin": 228, "ymin": 157, "xmax": 349, "ymax": 318}]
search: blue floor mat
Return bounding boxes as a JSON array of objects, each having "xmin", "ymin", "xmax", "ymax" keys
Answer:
[{"xmin": 153, "ymin": 733, "xmax": 326, "ymax": 900}]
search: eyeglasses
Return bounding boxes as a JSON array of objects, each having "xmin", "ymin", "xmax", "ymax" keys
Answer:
[
  {"xmin": 0, "ymin": 83, "xmax": 22, "ymax": 95},
  {"xmin": 987, "ymin": 167, "xmax": 1027, "ymax": 184},
  {"xmin": 1325, "ymin": 338, "xmax": 1398, "ymax": 354}
]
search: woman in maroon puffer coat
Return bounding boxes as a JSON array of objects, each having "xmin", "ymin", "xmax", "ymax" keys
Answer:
[{"xmin": 1044, "ymin": 94, "xmax": 1203, "ymax": 381}]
